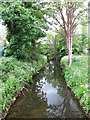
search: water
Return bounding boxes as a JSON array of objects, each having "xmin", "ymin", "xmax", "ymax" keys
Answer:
[
  {"xmin": 0, "ymin": 43, "xmax": 4, "ymax": 58},
  {"xmin": 6, "ymin": 60, "xmax": 87, "ymax": 119}
]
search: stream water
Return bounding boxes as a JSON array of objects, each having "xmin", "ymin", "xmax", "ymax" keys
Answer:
[
  {"xmin": 0, "ymin": 43, "xmax": 4, "ymax": 58},
  {"xmin": 6, "ymin": 60, "xmax": 87, "ymax": 119}
]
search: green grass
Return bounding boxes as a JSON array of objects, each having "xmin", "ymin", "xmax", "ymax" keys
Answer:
[
  {"xmin": 0, "ymin": 81, "xmax": 2, "ymax": 118},
  {"xmin": 0, "ymin": 55, "xmax": 47, "ymax": 115},
  {"xmin": 61, "ymin": 55, "xmax": 89, "ymax": 115}
]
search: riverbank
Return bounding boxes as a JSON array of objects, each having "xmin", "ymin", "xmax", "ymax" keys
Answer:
[
  {"xmin": 4, "ymin": 60, "xmax": 87, "ymax": 118},
  {"xmin": 0, "ymin": 55, "xmax": 47, "ymax": 118},
  {"xmin": 61, "ymin": 55, "xmax": 90, "ymax": 117}
]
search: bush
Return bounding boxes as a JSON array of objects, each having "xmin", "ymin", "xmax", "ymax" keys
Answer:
[
  {"xmin": 0, "ymin": 55, "xmax": 47, "ymax": 113},
  {"xmin": 1, "ymin": 2, "xmax": 46, "ymax": 60},
  {"xmin": 61, "ymin": 55, "xmax": 89, "ymax": 115}
]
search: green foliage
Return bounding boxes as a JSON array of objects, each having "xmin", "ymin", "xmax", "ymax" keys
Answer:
[
  {"xmin": 55, "ymin": 33, "xmax": 66, "ymax": 59},
  {"xmin": 61, "ymin": 55, "xmax": 89, "ymax": 114},
  {"xmin": 55, "ymin": 31, "xmax": 88, "ymax": 60},
  {"xmin": 0, "ymin": 81, "xmax": 2, "ymax": 118},
  {"xmin": 0, "ymin": 57, "xmax": 33, "ymax": 83},
  {"xmin": 73, "ymin": 34, "xmax": 88, "ymax": 55},
  {"xmin": 38, "ymin": 32, "xmax": 57, "ymax": 60},
  {"xmin": 39, "ymin": 44, "xmax": 51, "ymax": 58},
  {"xmin": 55, "ymin": 33, "xmax": 88, "ymax": 60},
  {"xmin": 0, "ymin": 55, "xmax": 47, "ymax": 113},
  {"xmin": 1, "ymin": 2, "xmax": 46, "ymax": 60}
]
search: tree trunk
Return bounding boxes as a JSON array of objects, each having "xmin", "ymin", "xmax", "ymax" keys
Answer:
[
  {"xmin": 66, "ymin": 31, "xmax": 72, "ymax": 66},
  {"xmin": 66, "ymin": 9, "xmax": 73, "ymax": 66},
  {"xmin": 68, "ymin": 39, "xmax": 72, "ymax": 65},
  {"xmin": 69, "ymin": 29, "xmax": 72, "ymax": 65}
]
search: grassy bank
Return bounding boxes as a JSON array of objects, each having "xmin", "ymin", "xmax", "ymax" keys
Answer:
[
  {"xmin": 61, "ymin": 55, "xmax": 89, "ymax": 116},
  {"xmin": 0, "ymin": 55, "xmax": 47, "ymax": 117}
]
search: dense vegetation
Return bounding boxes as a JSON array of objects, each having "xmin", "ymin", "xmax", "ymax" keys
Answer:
[
  {"xmin": 1, "ymin": 2, "xmax": 47, "ymax": 61},
  {"xmin": 0, "ymin": 55, "xmax": 47, "ymax": 115},
  {"xmin": 0, "ymin": 0, "xmax": 89, "ymax": 118},
  {"xmin": 61, "ymin": 55, "xmax": 89, "ymax": 115},
  {"xmin": 0, "ymin": 1, "xmax": 48, "ymax": 117}
]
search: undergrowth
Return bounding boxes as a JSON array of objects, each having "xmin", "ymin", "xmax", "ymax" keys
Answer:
[
  {"xmin": 0, "ymin": 55, "xmax": 47, "ymax": 115},
  {"xmin": 61, "ymin": 55, "xmax": 90, "ymax": 115}
]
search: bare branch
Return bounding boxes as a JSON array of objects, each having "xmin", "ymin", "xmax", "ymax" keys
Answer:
[
  {"xmin": 59, "ymin": 8, "xmax": 67, "ymax": 34},
  {"xmin": 46, "ymin": 19, "xmax": 59, "ymax": 31},
  {"xmin": 53, "ymin": 14, "xmax": 61, "ymax": 24},
  {"xmin": 72, "ymin": 9, "xmax": 86, "ymax": 24},
  {"xmin": 53, "ymin": 14, "xmax": 65, "ymax": 30}
]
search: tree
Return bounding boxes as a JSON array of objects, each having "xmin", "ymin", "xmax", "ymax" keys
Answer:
[
  {"xmin": 46, "ymin": 0, "xmax": 86, "ymax": 65},
  {"xmin": 1, "ymin": 1, "xmax": 47, "ymax": 61}
]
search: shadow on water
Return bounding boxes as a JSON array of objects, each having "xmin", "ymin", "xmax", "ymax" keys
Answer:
[{"xmin": 6, "ymin": 60, "xmax": 87, "ymax": 119}]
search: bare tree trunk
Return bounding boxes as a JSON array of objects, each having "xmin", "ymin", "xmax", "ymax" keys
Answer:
[
  {"xmin": 68, "ymin": 35, "xmax": 73, "ymax": 66},
  {"xmin": 68, "ymin": 20, "xmax": 72, "ymax": 65},
  {"xmin": 66, "ymin": 29, "xmax": 72, "ymax": 65},
  {"xmin": 69, "ymin": 34, "xmax": 72, "ymax": 65},
  {"xmin": 67, "ymin": 8, "xmax": 73, "ymax": 66},
  {"xmin": 71, "ymin": 31, "xmax": 73, "ymax": 63},
  {"xmin": 68, "ymin": 39, "xmax": 71, "ymax": 65}
]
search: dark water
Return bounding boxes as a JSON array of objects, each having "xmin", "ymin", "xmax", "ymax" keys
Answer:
[
  {"xmin": 6, "ymin": 60, "xmax": 86, "ymax": 118},
  {"xmin": 0, "ymin": 44, "xmax": 4, "ymax": 58}
]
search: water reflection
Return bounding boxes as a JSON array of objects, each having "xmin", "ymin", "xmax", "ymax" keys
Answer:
[
  {"xmin": 36, "ymin": 77, "xmax": 64, "ymax": 106},
  {"xmin": 6, "ymin": 60, "xmax": 86, "ymax": 118}
]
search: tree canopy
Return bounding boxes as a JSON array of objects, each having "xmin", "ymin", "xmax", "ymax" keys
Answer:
[
  {"xmin": 45, "ymin": 0, "xmax": 87, "ymax": 65},
  {"xmin": 1, "ymin": 1, "xmax": 47, "ymax": 61}
]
